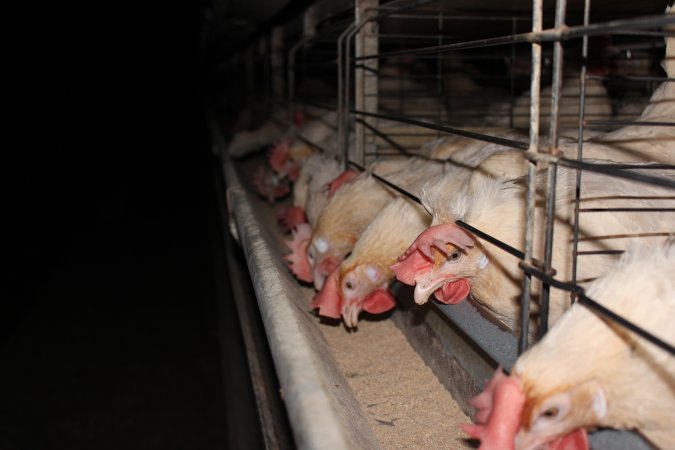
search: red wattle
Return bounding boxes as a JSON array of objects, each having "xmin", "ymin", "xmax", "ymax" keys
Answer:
[
  {"xmin": 434, "ymin": 279, "xmax": 470, "ymax": 304},
  {"xmin": 548, "ymin": 429, "xmax": 589, "ymax": 450},
  {"xmin": 362, "ymin": 288, "xmax": 396, "ymax": 314}
]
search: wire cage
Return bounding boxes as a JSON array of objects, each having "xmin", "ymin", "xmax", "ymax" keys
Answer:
[
  {"xmin": 217, "ymin": 0, "xmax": 675, "ymax": 448},
  {"xmin": 286, "ymin": 0, "xmax": 675, "ymax": 358}
]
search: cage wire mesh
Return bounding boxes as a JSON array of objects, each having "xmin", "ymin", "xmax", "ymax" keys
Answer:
[
  {"xmin": 225, "ymin": 0, "xmax": 675, "ymax": 396},
  {"xmin": 217, "ymin": 0, "xmax": 675, "ymax": 447}
]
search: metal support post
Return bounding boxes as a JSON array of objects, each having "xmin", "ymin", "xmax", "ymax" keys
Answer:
[
  {"xmin": 354, "ymin": 0, "xmax": 379, "ymax": 166},
  {"xmin": 519, "ymin": 0, "xmax": 543, "ymax": 354}
]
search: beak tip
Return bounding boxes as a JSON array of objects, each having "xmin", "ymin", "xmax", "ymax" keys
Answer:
[{"xmin": 413, "ymin": 288, "xmax": 430, "ymax": 305}]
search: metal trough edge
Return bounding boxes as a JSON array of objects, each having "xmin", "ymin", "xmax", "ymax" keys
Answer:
[{"xmin": 221, "ymin": 158, "xmax": 381, "ymax": 450}]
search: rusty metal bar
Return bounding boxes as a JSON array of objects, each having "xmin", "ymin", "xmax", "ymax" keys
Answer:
[
  {"xmin": 347, "ymin": 160, "xmax": 422, "ymax": 203},
  {"xmin": 525, "ymin": 153, "xmax": 675, "ymax": 189},
  {"xmin": 354, "ymin": 0, "xmax": 379, "ymax": 166},
  {"xmin": 351, "ymin": 110, "xmax": 529, "ymax": 150},
  {"xmin": 564, "ymin": 163, "xmax": 675, "ymax": 189},
  {"xmin": 584, "ymin": 120, "xmax": 675, "ymax": 127},
  {"xmin": 538, "ymin": 0, "xmax": 567, "ymax": 339},
  {"xmin": 354, "ymin": 118, "xmax": 411, "ymax": 156},
  {"xmin": 519, "ymin": 0, "xmax": 543, "ymax": 354},
  {"xmin": 352, "ymin": 14, "xmax": 675, "ymax": 61},
  {"xmin": 337, "ymin": 21, "xmax": 355, "ymax": 169},
  {"xmin": 579, "ymin": 207, "xmax": 675, "ymax": 212},
  {"xmin": 587, "ymin": 75, "xmax": 675, "ymax": 82},
  {"xmin": 457, "ymin": 221, "xmax": 526, "ymax": 261},
  {"xmin": 366, "ymin": 0, "xmax": 437, "ymax": 23}
]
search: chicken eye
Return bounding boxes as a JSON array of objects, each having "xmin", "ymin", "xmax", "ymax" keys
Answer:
[
  {"xmin": 541, "ymin": 406, "xmax": 559, "ymax": 419},
  {"xmin": 345, "ymin": 281, "xmax": 353, "ymax": 290},
  {"xmin": 308, "ymin": 250, "xmax": 315, "ymax": 262},
  {"xmin": 447, "ymin": 250, "xmax": 462, "ymax": 262}
]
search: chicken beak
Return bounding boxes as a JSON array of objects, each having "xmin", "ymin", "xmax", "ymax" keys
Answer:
[
  {"xmin": 341, "ymin": 301, "xmax": 361, "ymax": 329},
  {"xmin": 413, "ymin": 271, "xmax": 452, "ymax": 305},
  {"xmin": 313, "ymin": 271, "xmax": 327, "ymax": 291}
]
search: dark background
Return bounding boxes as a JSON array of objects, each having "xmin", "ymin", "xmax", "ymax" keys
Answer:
[{"xmin": 4, "ymin": 1, "xmax": 289, "ymax": 448}]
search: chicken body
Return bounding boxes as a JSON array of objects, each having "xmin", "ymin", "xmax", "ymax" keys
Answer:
[
  {"xmin": 513, "ymin": 241, "xmax": 675, "ymax": 450},
  {"xmin": 504, "ymin": 77, "xmax": 613, "ymax": 134},
  {"xmin": 560, "ymin": 72, "xmax": 675, "ymax": 165},
  {"xmin": 308, "ymin": 173, "xmax": 395, "ymax": 290},
  {"xmin": 393, "ymin": 18, "xmax": 675, "ymax": 334},
  {"xmin": 229, "ymin": 117, "xmax": 286, "ymax": 158},
  {"xmin": 307, "ymin": 156, "xmax": 449, "ymax": 290},
  {"xmin": 292, "ymin": 153, "xmax": 343, "ymax": 229},
  {"xmin": 311, "ymin": 197, "xmax": 431, "ymax": 327},
  {"xmin": 463, "ymin": 241, "xmax": 675, "ymax": 450},
  {"xmin": 562, "ymin": 13, "xmax": 674, "ymax": 164},
  {"xmin": 378, "ymin": 64, "xmax": 448, "ymax": 119}
]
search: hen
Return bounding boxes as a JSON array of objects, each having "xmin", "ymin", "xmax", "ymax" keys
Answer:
[
  {"xmin": 461, "ymin": 240, "xmax": 675, "ymax": 450},
  {"xmin": 393, "ymin": 164, "xmax": 675, "ymax": 337},
  {"xmin": 310, "ymin": 197, "xmax": 431, "ymax": 327}
]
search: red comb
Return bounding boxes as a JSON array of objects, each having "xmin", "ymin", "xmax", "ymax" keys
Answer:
[
  {"xmin": 268, "ymin": 139, "xmax": 291, "ymax": 172},
  {"xmin": 391, "ymin": 248, "xmax": 432, "ymax": 286},
  {"xmin": 310, "ymin": 269, "xmax": 342, "ymax": 319},
  {"xmin": 400, "ymin": 223, "xmax": 475, "ymax": 262},
  {"xmin": 362, "ymin": 288, "xmax": 396, "ymax": 314},
  {"xmin": 327, "ymin": 169, "xmax": 359, "ymax": 198},
  {"xmin": 277, "ymin": 205, "xmax": 307, "ymax": 233},
  {"xmin": 460, "ymin": 373, "xmax": 524, "ymax": 450},
  {"xmin": 253, "ymin": 166, "xmax": 290, "ymax": 203},
  {"xmin": 283, "ymin": 223, "xmax": 313, "ymax": 282},
  {"xmin": 470, "ymin": 367, "xmax": 508, "ymax": 424}
]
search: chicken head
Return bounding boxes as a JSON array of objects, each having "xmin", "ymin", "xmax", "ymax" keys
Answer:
[
  {"xmin": 514, "ymin": 378, "xmax": 602, "ymax": 450},
  {"xmin": 391, "ymin": 223, "xmax": 486, "ymax": 305},
  {"xmin": 253, "ymin": 165, "xmax": 291, "ymax": 204},
  {"xmin": 283, "ymin": 223, "xmax": 313, "ymax": 283},
  {"xmin": 310, "ymin": 264, "xmax": 396, "ymax": 328},
  {"xmin": 277, "ymin": 205, "xmax": 307, "ymax": 233},
  {"xmin": 268, "ymin": 139, "xmax": 312, "ymax": 182},
  {"xmin": 460, "ymin": 367, "xmax": 591, "ymax": 450},
  {"xmin": 340, "ymin": 264, "xmax": 395, "ymax": 328},
  {"xmin": 268, "ymin": 138, "xmax": 292, "ymax": 173},
  {"xmin": 307, "ymin": 234, "xmax": 346, "ymax": 290}
]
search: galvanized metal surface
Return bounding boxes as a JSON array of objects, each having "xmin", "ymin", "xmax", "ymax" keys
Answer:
[
  {"xmin": 216, "ymin": 173, "xmax": 294, "ymax": 449},
  {"xmin": 222, "ymin": 160, "xmax": 381, "ymax": 450}
]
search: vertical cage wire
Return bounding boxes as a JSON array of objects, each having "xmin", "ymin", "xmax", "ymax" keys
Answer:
[
  {"xmin": 519, "ymin": 0, "xmax": 544, "ymax": 354},
  {"xmin": 570, "ymin": 0, "xmax": 592, "ymax": 305},
  {"xmin": 250, "ymin": 0, "xmax": 675, "ymax": 355},
  {"xmin": 538, "ymin": 0, "xmax": 567, "ymax": 339}
]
